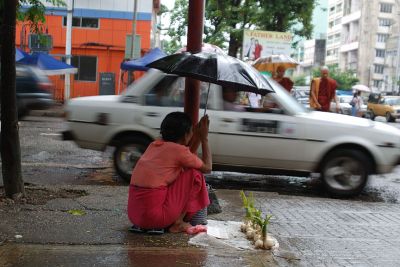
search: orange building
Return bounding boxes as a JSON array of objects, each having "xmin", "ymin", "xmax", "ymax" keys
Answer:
[{"xmin": 16, "ymin": 0, "xmax": 159, "ymax": 101}]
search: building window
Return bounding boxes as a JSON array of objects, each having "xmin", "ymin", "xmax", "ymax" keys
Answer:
[
  {"xmin": 376, "ymin": 49, "xmax": 385, "ymax": 57},
  {"xmin": 71, "ymin": 56, "xmax": 97, "ymax": 82},
  {"xmin": 329, "ymin": 21, "xmax": 334, "ymax": 28},
  {"xmin": 63, "ymin": 17, "xmax": 99, "ymax": 28},
  {"xmin": 373, "ymin": 80, "xmax": 383, "ymax": 88},
  {"xmin": 380, "ymin": 3, "xmax": 393, "ymax": 13},
  {"xmin": 377, "ymin": 33, "xmax": 389, "ymax": 42},
  {"xmin": 374, "ymin": 64, "xmax": 384, "ymax": 74},
  {"xmin": 378, "ymin": 18, "xmax": 392, "ymax": 27},
  {"xmin": 336, "ymin": 3, "xmax": 342, "ymax": 13},
  {"xmin": 330, "ymin": 6, "xmax": 335, "ymax": 13}
]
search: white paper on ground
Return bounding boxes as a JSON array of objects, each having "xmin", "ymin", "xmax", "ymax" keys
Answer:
[{"xmin": 188, "ymin": 220, "xmax": 254, "ymax": 250}]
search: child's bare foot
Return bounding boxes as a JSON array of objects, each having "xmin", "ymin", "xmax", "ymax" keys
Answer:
[{"xmin": 168, "ymin": 222, "xmax": 191, "ymax": 233}]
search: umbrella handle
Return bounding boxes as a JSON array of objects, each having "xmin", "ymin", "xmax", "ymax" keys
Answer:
[{"xmin": 203, "ymin": 83, "xmax": 211, "ymax": 116}]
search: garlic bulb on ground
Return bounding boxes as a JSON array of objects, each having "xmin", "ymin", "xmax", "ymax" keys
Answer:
[
  {"xmin": 254, "ymin": 239, "xmax": 264, "ymax": 249},
  {"xmin": 263, "ymin": 235, "xmax": 275, "ymax": 249}
]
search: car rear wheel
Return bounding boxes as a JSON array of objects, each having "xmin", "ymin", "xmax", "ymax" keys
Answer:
[
  {"xmin": 386, "ymin": 112, "xmax": 395, "ymax": 122},
  {"xmin": 113, "ymin": 136, "xmax": 151, "ymax": 182},
  {"xmin": 320, "ymin": 149, "xmax": 370, "ymax": 197}
]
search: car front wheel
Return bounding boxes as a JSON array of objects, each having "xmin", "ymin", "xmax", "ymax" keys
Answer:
[
  {"xmin": 320, "ymin": 149, "xmax": 370, "ymax": 197},
  {"xmin": 386, "ymin": 112, "xmax": 395, "ymax": 122},
  {"xmin": 368, "ymin": 110, "xmax": 375, "ymax": 120},
  {"xmin": 113, "ymin": 136, "xmax": 151, "ymax": 182}
]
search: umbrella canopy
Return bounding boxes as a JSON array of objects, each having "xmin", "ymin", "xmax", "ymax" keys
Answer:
[
  {"xmin": 120, "ymin": 47, "xmax": 167, "ymax": 71},
  {"xmin": 16, "ymin": 48, "xmax": 29, "ymax": 62},
  {"xmin": 352, "ymin": 84, "xmax": 370, "ymax": 92},
  {"xmin": 18, "ymin": 52, "xmax": 77, "ymax": 75},
  {"xmin": 252, "ymin": 54, "xmax": 299, "ymax": 73},
  {"xmin": 147, "ymin": 52, "xmax": 274, "ymax": 94}
]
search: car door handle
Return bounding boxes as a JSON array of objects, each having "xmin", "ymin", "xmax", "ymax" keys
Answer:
[
  {"xmin": 145, "ymin": 112, "xmax": 160, "ymax": 117},
  {"xmin": 221, "ymin": 118, "xmax": 234, "ymax": 123}
]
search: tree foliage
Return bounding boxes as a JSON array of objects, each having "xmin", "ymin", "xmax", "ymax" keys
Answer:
[
  {"xmin": 164, "ymin": 0, "xmax": 316, "ymax": 56},
  {"xmin": 0, "ymin": 0, "xmax": 65, "ymax": 33}
]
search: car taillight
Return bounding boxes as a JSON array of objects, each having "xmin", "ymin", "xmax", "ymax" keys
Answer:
[{"xmin": 39, "ymin": 82, "xmax": 53, "ymax": 91}]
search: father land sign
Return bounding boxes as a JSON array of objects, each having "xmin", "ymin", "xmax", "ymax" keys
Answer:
[{"xmin": 242, "ymin": 30, "xmax": 292, "ymax": 61}]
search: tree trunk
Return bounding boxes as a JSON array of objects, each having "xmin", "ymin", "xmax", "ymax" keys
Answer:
[
  {"xmin": 228, "ymin": 33, "xmax": 240, "ymax": 57},
  {"xmin": 1, "ymin": 0, "xmax": 25, "ymax": 198}
]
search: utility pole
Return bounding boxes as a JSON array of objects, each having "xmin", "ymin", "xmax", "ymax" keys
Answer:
[
  {"xmin": 395, "ymin": 1, "xmax": 400, "ymax": 93},
  {"xmin": 185, "ymin": 0, "xmax": 205, "ymax": 124},
  {"xmin": 131, "ymin": 0, "xmax": 138, "ymax": 59},
  {"xmin": 65, "ymin": 0, "xmax": 74, "ymax": 101}
]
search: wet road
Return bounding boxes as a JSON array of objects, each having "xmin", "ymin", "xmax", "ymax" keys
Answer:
[{"xmin": 3, "ymin": 115, "xmax": 400, "ymax": 203}]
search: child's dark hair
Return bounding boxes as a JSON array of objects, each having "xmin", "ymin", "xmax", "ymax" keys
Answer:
[{"xmin": 160, "ymin": 112, "xmax": 192, "ymax": 142}]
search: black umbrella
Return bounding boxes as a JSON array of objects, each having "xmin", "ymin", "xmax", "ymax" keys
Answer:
[{"xmin": 147, "ymin": 51, "xmax": 274, "ymax": 94}]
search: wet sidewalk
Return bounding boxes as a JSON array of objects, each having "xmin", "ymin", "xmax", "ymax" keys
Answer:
[
  {"xmin": 0, "ymin": 185, "xmax": 280, "ymax": 267},
  {"xmin": 2, "ymin": 184, "xmax": 400, "ymax": 266}
]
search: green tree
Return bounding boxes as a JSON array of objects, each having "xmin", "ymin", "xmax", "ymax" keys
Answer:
[
  {"xmin": 292, "ymin": 74, "xmax": 307, "ymax": 86},
  {"xmin": 1, "ymin": 0, "xmax": 64, "ymax": 199},
  {"xmin": 164, "ymin": 0, "xmax": 316, "ymax": 57},
  {"xmin": 312, "ymin": 66, "xmax": 359, "ymax": 90}
]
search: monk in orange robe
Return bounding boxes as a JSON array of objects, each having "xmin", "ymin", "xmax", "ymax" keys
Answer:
[
  {"xmin": 274, "ymin": 65, "xmax": 294, "ymax": 93},
  {"xmin": 310, "ymin": 67, "xmax": 339, "ymax": 112}
]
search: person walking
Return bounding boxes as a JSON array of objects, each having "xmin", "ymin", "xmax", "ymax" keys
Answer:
[
  {"xmin": 351, "ymin": 91, "xmax": 363, "ymax": 117},
  {"xmin": 310, "ymin": 66, "xmax": 339, "ymax": 112}
]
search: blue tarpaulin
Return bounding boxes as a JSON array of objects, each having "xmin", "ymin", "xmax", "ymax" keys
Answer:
[
  {"xmin": 18, "ymin": 52, "xmax": 77, "ymax": 75},
  {"xmin": 16, "ymin": 48, "xmax": 29, "ymax": 62},
  {"xmin": 120, "ymin": 48, "xmax": 167, "ymax": 71}
]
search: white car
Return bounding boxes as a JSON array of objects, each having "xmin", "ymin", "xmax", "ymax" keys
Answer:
[
  {"xmin": 63, "ymin": 69, "xmax": 400, "ymax": 197},
  {"xmin": 330, "ymin": 95, "xmax": 368, "ymax": 116}
]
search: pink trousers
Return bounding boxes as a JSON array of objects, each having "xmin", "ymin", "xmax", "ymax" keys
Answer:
[{"xmin": 127, "ymin": 169, "xmax": 210, "ymax": 229}]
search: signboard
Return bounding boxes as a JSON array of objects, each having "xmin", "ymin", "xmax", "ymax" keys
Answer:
[
  {"xmin": 125, "ymin": 34, "xmax": 141, "ymax": 59},
  {"xmin": 242, "ymin": 30, "xmax": 292, "ymax": 60},
  {"xmin": 99, "ymin": 72, "xmax": 115, "ymax": 95}
]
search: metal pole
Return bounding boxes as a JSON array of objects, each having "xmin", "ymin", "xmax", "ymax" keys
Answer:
[
  {"xmin": 131, "ymin": 0, "xmax": 138, "ymax": 59},
  {"xmin": 64, "ymin": 0, "xmax": 73, "ymax": 101},
  {"xmin": 395, "ymin": 2, "xmax": 400, "ymax": 93},
  {"xmin": 185, "ymin": 0, "xmax": 205, "ymax": 124}
]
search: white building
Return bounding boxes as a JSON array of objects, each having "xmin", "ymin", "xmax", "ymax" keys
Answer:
[{"xmin": 327, "ymin": 0, "xmax": 400, "ymax": 91}]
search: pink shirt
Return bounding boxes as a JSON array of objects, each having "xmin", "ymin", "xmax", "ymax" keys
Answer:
[{"xmin": 130, "ymin": 140, "xmax": 203, "ymax": 188}]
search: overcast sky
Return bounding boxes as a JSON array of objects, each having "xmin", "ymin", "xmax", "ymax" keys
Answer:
[{"xmin": 161, "ymin": 0, "xmax": 175, "ymax": 9}]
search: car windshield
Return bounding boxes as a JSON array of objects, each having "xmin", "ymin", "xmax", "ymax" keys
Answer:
[
  {"xmin": 263, "ymin": 76, "xmax": 308, "ymax": 114},
  {"xmin": 339, "ymin": 96, "xmax": 353, "ymax": 103},
  {"xmin": 386, "ymin": 98, "xmax": 400, "ymax": 105}
]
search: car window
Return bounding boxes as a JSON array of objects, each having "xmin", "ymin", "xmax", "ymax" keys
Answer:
[
  {"xmin": 386, "ymin": 98, "xmax": 400, "ymax": 105},
  {"xmin": 144, "ymin": 76, "xmax": 209, "ymax": 108},
  {"xmin": 379, "ymin": 98, "xmax": 385, "ymax": 104}
]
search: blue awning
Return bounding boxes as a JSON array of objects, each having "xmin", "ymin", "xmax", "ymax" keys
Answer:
[
  {"xmin": 18, "ymin": 52, "xmax": 78, "ymax": 75},
  {"xmin": 121, "ymin": 47, "xmax": 167, "ymax": 71}
]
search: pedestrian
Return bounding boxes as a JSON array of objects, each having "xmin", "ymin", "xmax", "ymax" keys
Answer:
[
  {"xmin": 310, "ymin": 66, "xmax": 339, "ymax": 112},
  {"xmin": 273, "ymin": 65, "xmax": 294, "ymax": 93},
  {"xmin": 351, "ymin": 90, "xmax": 363, "ymax": 117},
  {"xmin": 127, "ymin": 112, "xmax": 212, "ymax": 234}
]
